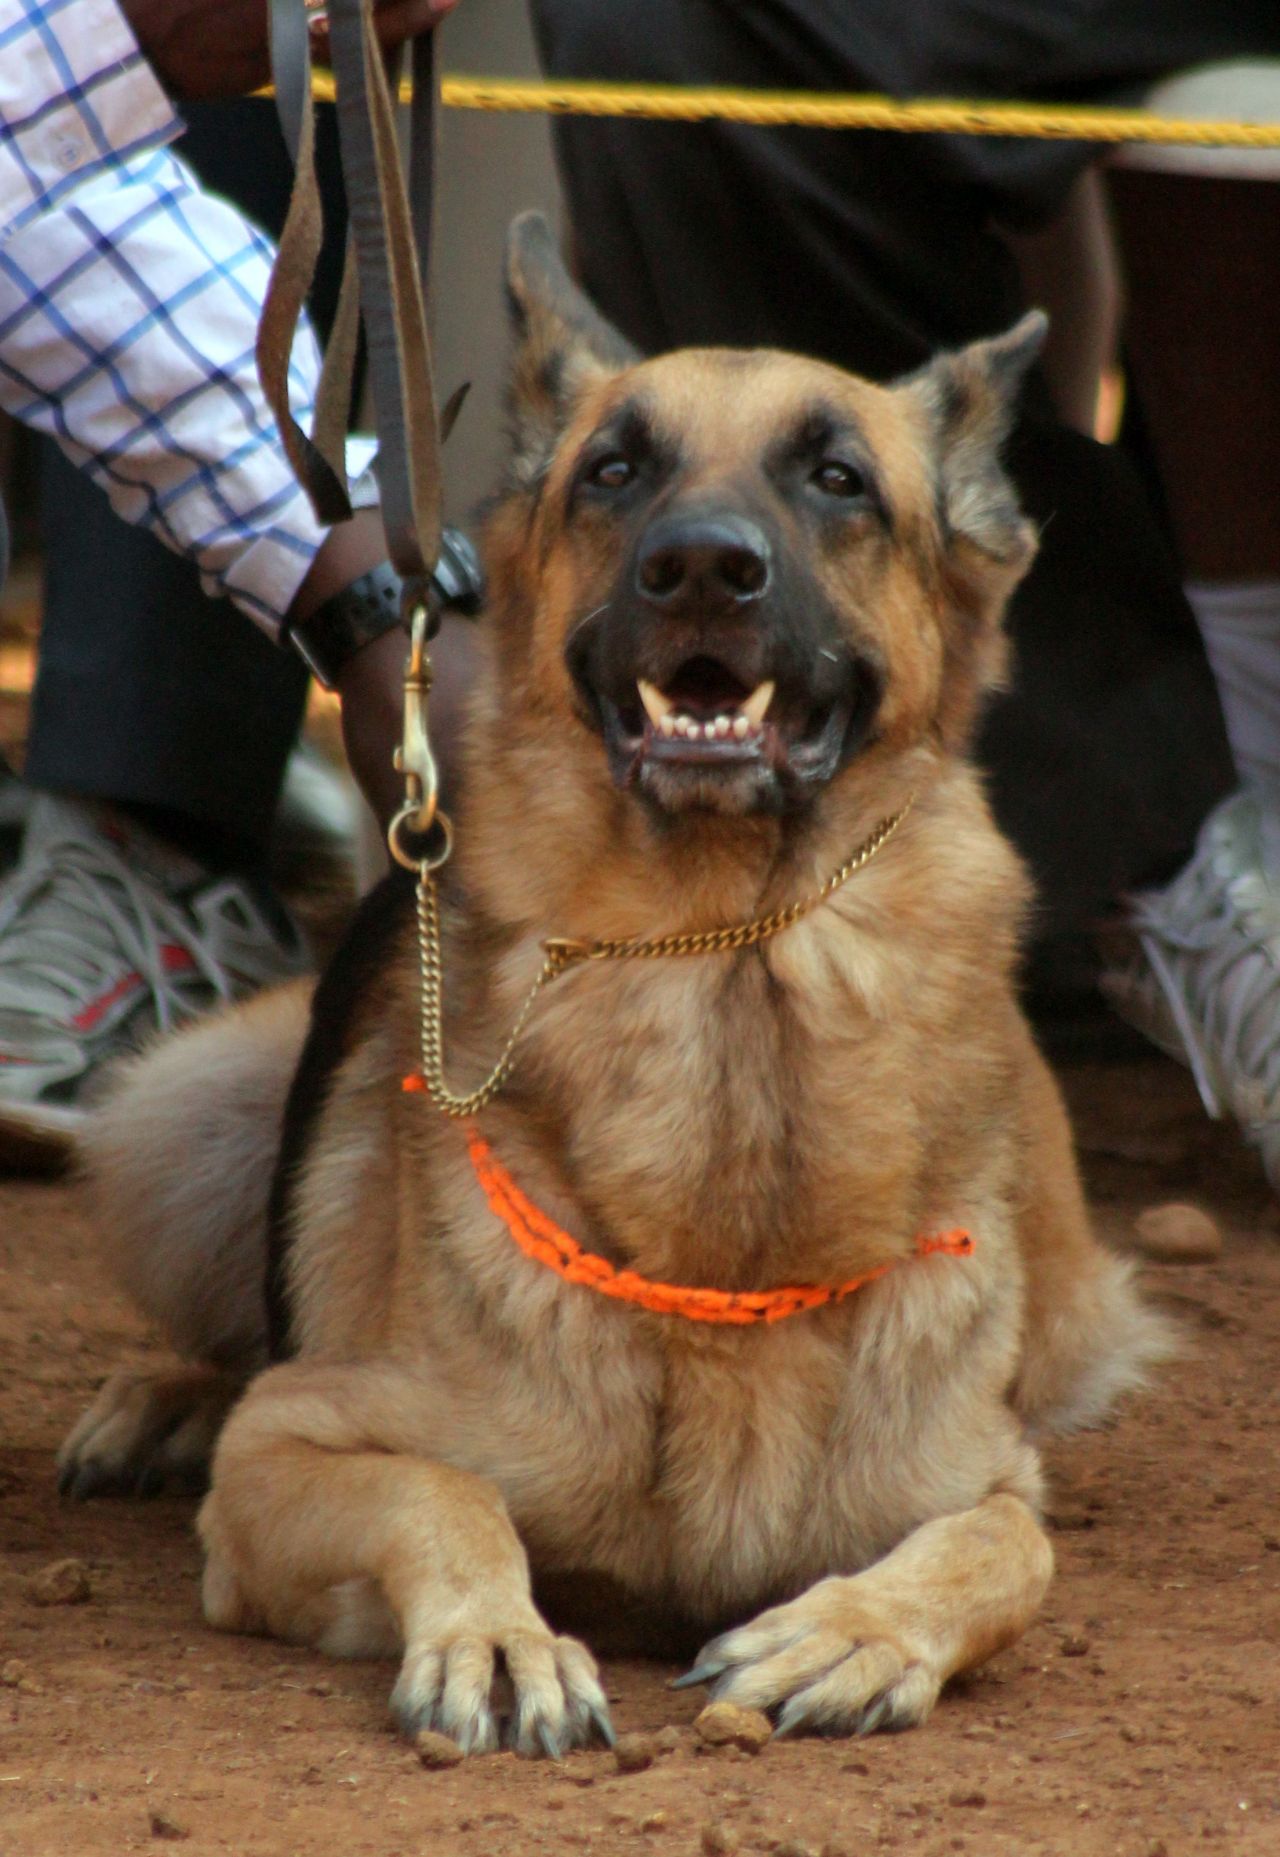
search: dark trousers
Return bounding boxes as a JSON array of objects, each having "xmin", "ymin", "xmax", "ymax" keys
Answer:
[
  {"xmin": 532, "ymin": 0, "xmax": 1277, "ymax": 986},
  {"xmin": 27, "ymin": 100, "xmax": 352, "ymax": 864}
]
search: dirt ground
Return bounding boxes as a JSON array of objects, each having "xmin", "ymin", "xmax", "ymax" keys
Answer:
[{"xmin": 1, "ymin": 1047, "xmax": 1278, "ymax": 1857}]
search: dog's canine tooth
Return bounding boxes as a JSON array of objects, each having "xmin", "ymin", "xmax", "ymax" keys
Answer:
[
  {"xmin": 739, "ymin": 680, "xmax": 776, "ymax": 726},
  {"xmin": 659, "ymin": 714, "xmax": 676, "ymax": 737},
  {"xmin": 637, "ymin": 679, "xmax": 674, "ymax": 729}
]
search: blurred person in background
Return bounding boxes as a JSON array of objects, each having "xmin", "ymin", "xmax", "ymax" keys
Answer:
[{"xmin": 533, "ymin": 0, "xmax": 1280, "ymax": 1186}]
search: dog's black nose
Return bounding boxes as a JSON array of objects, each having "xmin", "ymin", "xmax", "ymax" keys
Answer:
[{"xmin": 635, "ymin": 514, "xmax": 771, "ymax": 610}]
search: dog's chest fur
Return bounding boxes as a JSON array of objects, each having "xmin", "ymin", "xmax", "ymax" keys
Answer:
[
  {"xmin": 466, "ymin": 905, "xmax": 982, "ymax": 1296},
  {"xmin": 417, "ymin": 1219, "xmax": 1031, "ymax": 1624},
  {"xmin": 393, "ymin": 910, "xmax": 1034, "ymax": 1623}
]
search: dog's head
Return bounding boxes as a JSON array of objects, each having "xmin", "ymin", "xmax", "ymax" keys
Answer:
[{"xmin": 481, "ymin": 213, "xmax": 1043, "ymax": 825}]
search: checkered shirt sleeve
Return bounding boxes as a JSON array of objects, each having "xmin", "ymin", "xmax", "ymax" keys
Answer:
[{"xmin": 0, "ymin": 0, "xmax": 333, "ymax": 634}]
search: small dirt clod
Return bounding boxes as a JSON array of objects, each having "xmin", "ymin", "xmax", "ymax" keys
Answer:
[
  {"xmin": 414, "ymin": 1729, "xmax": 465, "ymax": 1769},
  {"xmin": 693, "ymin": 1701, "xmax": 773, "ymax": 1754},
  {"xmin": 613, "ymin": 1731, "xmax": 657, "ymax": 1774},
  {"xmin": 148, "ymin": 1810, "xmax": 190, "ymax": 1841},
  {"xmin": 1132, "ymin": 1202, "xmax": 1222, "ymax": 1264},
  {"xmin": 701, "ymin": 1822, "xmax": 740, "ymax": 1855},
  {"xmin": 27, "ymin": 1557, "xmax": 91, "ymax": 1606}
]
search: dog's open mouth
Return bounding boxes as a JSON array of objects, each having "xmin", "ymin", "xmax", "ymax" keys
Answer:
[
  {"xmin": 599, "ymin": 646, "xmax": 873, "ymax": 805},
  {"xmin": 622, "ymin": 658, "xmax": 776, "ymax": 761},
  {"xmin": 567, "ymin": 591, "xmax": 882, "ymax": 814}
]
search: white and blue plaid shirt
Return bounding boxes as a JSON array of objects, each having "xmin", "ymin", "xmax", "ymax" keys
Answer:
[{"xmin": 0, "ymin": 0, "xmax": 338, "ymax": 633}]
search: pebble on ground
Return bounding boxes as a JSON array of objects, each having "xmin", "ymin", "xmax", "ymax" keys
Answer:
[{"xmin": 1132, "ymin": 1201, "xmax": 1222, "ymax": 1263}]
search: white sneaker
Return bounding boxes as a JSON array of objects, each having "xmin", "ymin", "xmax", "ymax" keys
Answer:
[
  {"xmin": 0, "ymin": 794, "xmax": 310, "ymax": 1163},
  {"xmin": 1102, "ymin": 789, "xmax": 1280, "ymax": 1189}
]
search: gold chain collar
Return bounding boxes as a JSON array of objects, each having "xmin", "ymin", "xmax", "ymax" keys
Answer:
[
  {"xmin": 389, "ymin": 608, "xmax": 914, "ymax": 1119},
  {"xmin": 401, "ymin": 804, "xmax": 912, "ymax": 1119}
]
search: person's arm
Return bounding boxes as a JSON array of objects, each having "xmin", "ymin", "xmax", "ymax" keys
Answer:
[
  {"xmin": 0, "ymin": 0, "xmax": 183, "ymax": 244},
  {"xmin": 0, "ymin": 134, "xmax": 347, "ymax": 633},
  {"xmin": 0, "ymin": 0, "xmax": 465, "ymax": 810}
]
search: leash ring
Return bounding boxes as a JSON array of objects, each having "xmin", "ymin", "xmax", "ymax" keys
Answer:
[{"xmin": 388, "ymin": 808, "xmax": 453, "ymax": 873}]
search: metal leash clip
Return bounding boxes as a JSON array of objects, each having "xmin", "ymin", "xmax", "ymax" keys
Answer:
[{"xmin": 387, "ymin": 600, "xmax": 454, "ymax": 872}]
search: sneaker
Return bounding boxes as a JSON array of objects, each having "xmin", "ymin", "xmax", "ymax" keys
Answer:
[
  {"xmin": 1101, "ymin": 789, "xmax": 1280, "ymax": 1189},
  {"xmin": 0, "ymin": 794, "xmax": 310, "ymax": 1165}
]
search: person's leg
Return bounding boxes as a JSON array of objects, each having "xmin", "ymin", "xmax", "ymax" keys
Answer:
[
  {"xmin": 533, "ymin": 0, "xmax": 1040, "ymax": 377},
  {"xmin": 28, "ymin": 447, "xmax": 309, "ymax": 865},
  {"xmin": 1110, "ymin": 162, "xmax": 1280, "ymax": 828},
  {"xmin": 0, "ymin": 101, "xmax": 351, "ymax": 1164},
  {"xmin": 1097, "ymin": 77, "xmax": 1280, "ymax": 1179}
]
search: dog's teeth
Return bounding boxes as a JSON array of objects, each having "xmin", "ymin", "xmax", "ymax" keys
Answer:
[
  {"xmin": 637, "ymin": 679, "xmax": 674, "ymax": 730},
  {"xmin": 659, "ymin": 713, "xmax": 676, "ymax": 737},
  {"xmin": 739, "ymin": 680, "xmax": 775, "ymax": 727},
  {"xmin": 713, "ymin": 715, "xmax": 731, "ymax": 738},
  {"xmin": 674, "ymin": 716, "xmax": 692, "ymax": 738},
  {"xmin": 732, "ymin": 715, "xmax": 751, "ymax": 740}
]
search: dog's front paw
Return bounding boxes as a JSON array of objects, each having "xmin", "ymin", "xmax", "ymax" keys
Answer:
[
  {"xmin": 391, "ymin": 1621, "xmax": 614, "ymax": 1758},
  {"xmin": 678, "ymin": 1577, "xmax": 941, "ymax": 1739}
]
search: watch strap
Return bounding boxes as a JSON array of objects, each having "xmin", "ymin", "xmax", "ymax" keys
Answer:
[
  {"xmin": 286, "ymin": 528, "xmax": 486, "ymax": 687},
  {"xmin": 287, "ymin": 560, "xmax": 403, "ymax": 689}
]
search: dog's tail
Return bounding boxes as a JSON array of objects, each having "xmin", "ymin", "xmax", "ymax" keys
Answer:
[{"xmin": 80, "ymin": 979, "xmax": 313, "ymax": 1370}]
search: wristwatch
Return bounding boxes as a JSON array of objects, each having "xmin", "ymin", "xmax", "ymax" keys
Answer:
[{"xmin": 286, "ymin": 527, "xmax": 485, "ymax": 688}]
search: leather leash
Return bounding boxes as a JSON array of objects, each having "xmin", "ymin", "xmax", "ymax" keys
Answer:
[{"xmin": 261, "ymin": 0, "xmax": 445, "ymax": 628}]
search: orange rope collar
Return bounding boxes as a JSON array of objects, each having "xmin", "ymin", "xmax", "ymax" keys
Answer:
[{"xmin": 433, "ymin": 1112, "xmax": 975, "ymax": 1325}]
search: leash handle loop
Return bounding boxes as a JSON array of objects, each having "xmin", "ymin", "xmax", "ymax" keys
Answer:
[
  {"xmin": 326, "ymin": 0, "xmax": 443, "ymax": 584},
  {"xmin": 259, "ymin": 0, "xmax": 354, "ymax": 522}
]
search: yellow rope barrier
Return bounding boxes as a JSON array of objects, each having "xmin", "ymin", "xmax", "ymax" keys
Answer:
[{"xmin": 299, "ymin": 71, "xmax": 1280, "ymax": 150}]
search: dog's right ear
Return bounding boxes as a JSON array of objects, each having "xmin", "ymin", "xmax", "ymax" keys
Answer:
[{"xmin": 504, "ymin": 212, "xmax": 640, "ymax": 486}]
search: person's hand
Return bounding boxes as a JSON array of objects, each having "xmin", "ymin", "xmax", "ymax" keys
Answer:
[
  {"xmin": 120, "ymin": 0, "xmax": 458, "ymax": 103},
  {"xmin": 337, "ymin": 615, "xmax": 477, "ymax": 829},
  {"xmin": 335, "ymin": 625, "xmax": 408, "ymax": 829}
]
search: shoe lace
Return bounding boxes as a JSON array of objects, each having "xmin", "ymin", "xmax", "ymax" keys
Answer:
[
  {"xmin": 1132, "ymin": 848, "xmax": 1280, "ymax": 1126},
  {"xmin": 0, "ymin": 831, "xmax": 232, "ymax": 1037}
]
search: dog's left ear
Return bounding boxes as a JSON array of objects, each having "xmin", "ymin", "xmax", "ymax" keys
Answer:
[
  {"xmin": 504, "ymin": 212, "xmax": 640, "ymax": 486},
  {"xmin": 901, "ymin": 311, "xmax": 1046, "ymax": 744},
  {"xmin": 906, "ymin": 309, "xmax": 1046, "ymax": 576}
]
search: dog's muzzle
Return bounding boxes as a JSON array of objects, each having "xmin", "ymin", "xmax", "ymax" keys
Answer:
[{"xmin": 567, "ymin": 508, "xmax": 882, "ymax": 816}]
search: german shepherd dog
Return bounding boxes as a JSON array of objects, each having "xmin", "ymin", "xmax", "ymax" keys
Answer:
[{"xmin": 61, "ymin": 214, "xmax": 1166, "ymax": 1757}]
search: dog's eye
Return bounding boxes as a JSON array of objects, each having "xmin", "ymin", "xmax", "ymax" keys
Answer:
[
  {"xmin": 586, "ymin": 455, "xmax": 636, "ymax": 491},
  {"xmin": 811, "ymin": 460, "xmax": 867, "ymax": 500}
]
